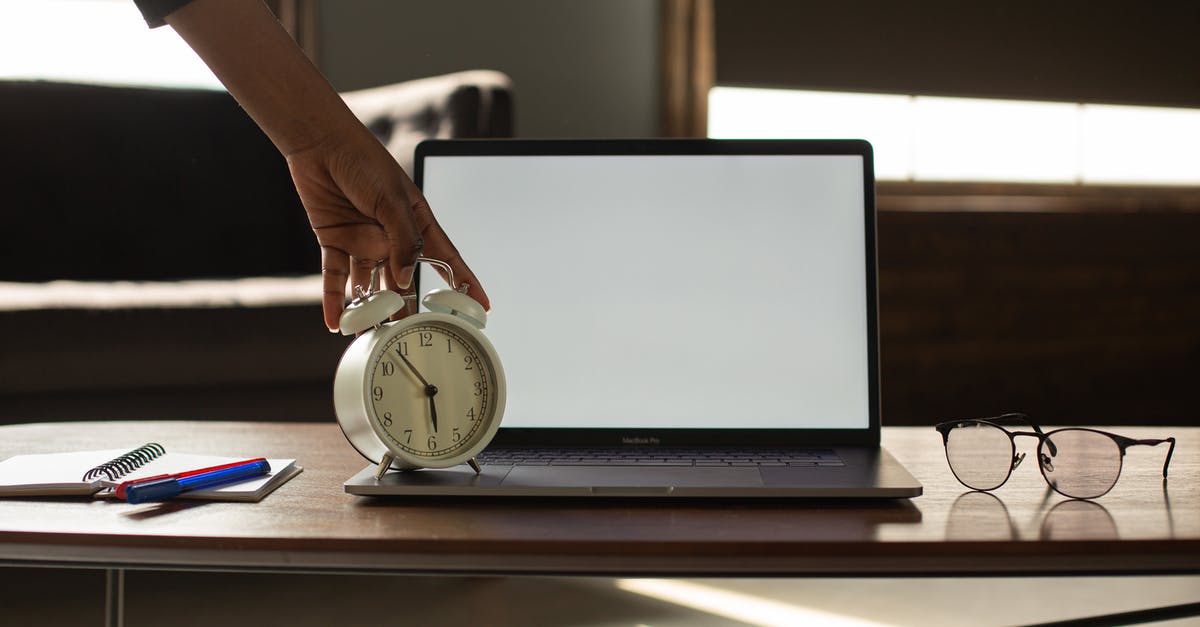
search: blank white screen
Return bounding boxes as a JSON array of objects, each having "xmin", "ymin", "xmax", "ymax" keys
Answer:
[{"xmin": 421, "ymin": 153, "xmax": 870, "ymax": 429}]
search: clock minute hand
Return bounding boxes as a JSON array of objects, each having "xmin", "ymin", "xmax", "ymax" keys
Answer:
[
  {"xmin": 396, "ymin": 353, "xmax": 430, "ymax": 387},
  {"xmin": 396, "ymin": 353, "xmax": 439, "ymax": 432}
]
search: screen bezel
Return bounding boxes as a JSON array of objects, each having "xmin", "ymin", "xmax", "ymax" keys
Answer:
[{"xmin": 414, "ymin": 138, "xmax": 881, "ymax": 448}]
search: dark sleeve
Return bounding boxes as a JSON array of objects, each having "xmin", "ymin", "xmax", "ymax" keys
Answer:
[{"xmin": 133, "ymin": 0, "xmax": 196, "ymax": 28}]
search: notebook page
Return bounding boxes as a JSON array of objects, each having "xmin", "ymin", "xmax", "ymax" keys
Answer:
[{"xmin": 0, "ymin": 448, "xmax": 131, "ymax": 494}]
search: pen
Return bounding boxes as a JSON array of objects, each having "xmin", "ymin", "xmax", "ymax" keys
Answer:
[
  {"xmin": 125, "ymin": 459, "xmax": 272, "ymax": 504},
  {"xmin": 114, "ymin": 458, "xmax": 269, "ymax": 499}
]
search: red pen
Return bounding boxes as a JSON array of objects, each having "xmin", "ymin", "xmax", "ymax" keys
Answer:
[{"xmin": 114, "ymin": 458, "xmax": 268, "ymax": 499}]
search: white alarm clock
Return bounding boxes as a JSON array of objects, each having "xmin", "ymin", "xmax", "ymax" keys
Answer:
[{"xmin": 333, "ymin": 258, "xmax": 505, "ymax": 478}]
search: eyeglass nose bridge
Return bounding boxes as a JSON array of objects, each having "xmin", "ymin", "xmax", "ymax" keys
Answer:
[{"xmin": 1011, "ymin": 430, "xmax": 1060, "ymax": 460}]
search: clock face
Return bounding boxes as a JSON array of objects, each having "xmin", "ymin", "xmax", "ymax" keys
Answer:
[{"xmin": 367, "ymin": 321, "xmax": 499, "ymax": 462}]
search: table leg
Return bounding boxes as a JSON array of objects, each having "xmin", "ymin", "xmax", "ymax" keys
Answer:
[{"xmin": 105, "ymin": 568, "xmax": 124, "ymax": 627}]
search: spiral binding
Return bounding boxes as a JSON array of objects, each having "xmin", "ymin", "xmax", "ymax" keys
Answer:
[{"xmin": 81, "ymin": 443, "xmax": 167, "ymax": 481}]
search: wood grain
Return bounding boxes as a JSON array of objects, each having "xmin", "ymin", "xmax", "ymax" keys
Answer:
[{"xmin": 0, "ymin": 421, "xmax": 1194, "ymax": 576}]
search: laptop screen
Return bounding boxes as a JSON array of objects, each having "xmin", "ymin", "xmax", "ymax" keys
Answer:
[{"xmin": 417, "ymin": 140, "xmax": 878, "ymax": 440}]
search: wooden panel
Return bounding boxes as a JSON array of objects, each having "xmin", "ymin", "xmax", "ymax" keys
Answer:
[
  {"xmin": 876, "ymin": 187, "xmax": 1200, "ymax": 426},
  {"xmin": 714, "ymin": 0, "xmax": 1200, "ymax": 108},
  {"xmin": 660, "ymin": 0, "xmax": 714, "ymax": 137}
]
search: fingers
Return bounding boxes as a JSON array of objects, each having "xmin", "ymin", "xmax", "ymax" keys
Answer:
[
  {"xmin": 321, "ymin": 240, "xmax": 390, "ymax": 332},
  {"xmin": 349, "ymin": 255, "xmax": 381, "ymax": 299},
  {"xmin": 310, "ymin": 144, "xmax": 488, "ymax": 333},
  {"xmin": 382, "ymin": 264, "xmax": 417, "ymax": 319},
  {"xmin": 386, "ymin": 229, "xmax": 422, "ymax": 295},
  {"xmin": 320, "ymin": 247, "xmax": 350, "ymax": 332},
  {"xmin": 407, "ymin": 196, "xmax": 492, "ymax": 311}
]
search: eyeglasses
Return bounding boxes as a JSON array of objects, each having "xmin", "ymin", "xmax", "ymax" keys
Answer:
[{"xmin": 934, "ymin": 413, "xmax": 1175, "ymax": 499}]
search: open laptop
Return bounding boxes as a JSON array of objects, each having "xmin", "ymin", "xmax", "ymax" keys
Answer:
[{"xmin": 344, "ymin": 139, "xmax": 921, "ymax": 498}]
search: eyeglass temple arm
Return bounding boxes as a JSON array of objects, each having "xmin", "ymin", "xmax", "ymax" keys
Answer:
[
  {"xmin": 1140, "ymin": 437, "xmax": 1175, "ymax": 478},
  {"xmin": 1113, "ymin": 435, "xmax": 1176, "ymax": 477}
]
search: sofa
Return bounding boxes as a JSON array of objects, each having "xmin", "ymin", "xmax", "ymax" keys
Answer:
[{"xmin": 0, "ymin": 70, "xmax": 514, "ymax": 424}]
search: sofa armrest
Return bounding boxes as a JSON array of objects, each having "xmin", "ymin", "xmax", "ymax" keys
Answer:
[{"xmin": 341, "ymin": 70, "xmax": 514, "ymax": 173}]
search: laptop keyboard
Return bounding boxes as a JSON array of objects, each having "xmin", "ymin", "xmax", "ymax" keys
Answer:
[{"xmin": 477, "ymin": 448, "xmax": 845, "ymax": 467}]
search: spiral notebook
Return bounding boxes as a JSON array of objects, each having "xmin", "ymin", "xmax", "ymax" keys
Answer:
[{"xmin": 0, "ymin": 443, "xmax": 301, "ymax": 501}]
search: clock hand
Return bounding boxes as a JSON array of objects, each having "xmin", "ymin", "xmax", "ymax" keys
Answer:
[
  {"xmin": 427, "ymin": 387, "xmax": 439, "ymax": 433},
  {"xmin": 397, "ymin": 353, "xmax": 439, "ymax": 432},
  {"xmin": 396, "ymin": 353, "xmax": 430, "ymax": 387}
]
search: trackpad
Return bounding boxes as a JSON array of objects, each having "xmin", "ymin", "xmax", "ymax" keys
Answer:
[{"xmin": 501, "ymin": 466, "xmax": 764, "ymax": 488}]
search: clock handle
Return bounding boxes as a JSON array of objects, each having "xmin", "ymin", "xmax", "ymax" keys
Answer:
[
  {"xmin": 416, "ymin": 256, "xmax": 471, "ymax": 294},
  {"xmin": 360, "ymin": 258, "xmax": 458, "ymax": 294},
  {"xmin": 362, "ymin": 258, "xmax": 468, "ymax": 304}
]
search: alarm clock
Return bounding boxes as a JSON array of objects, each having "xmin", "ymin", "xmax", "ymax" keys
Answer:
[{"xmin": 333, "ymin": 257, "xmax": 505, "ymax": 478}]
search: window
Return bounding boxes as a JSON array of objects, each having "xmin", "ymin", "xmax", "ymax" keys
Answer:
[
  {"xmin": 0, "ymin": 0, "xmax": 221, "ymax": 89},
  {"xmin": 709, "ymin": 86, "xmax": 1200, "ymax": 186}
]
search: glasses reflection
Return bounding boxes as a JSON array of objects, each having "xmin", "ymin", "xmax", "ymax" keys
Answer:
[{"xmin": 945, "ymin": 489, "xmax": 1119, "ymax": 541}]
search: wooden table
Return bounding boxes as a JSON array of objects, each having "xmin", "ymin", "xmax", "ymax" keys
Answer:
[{"xmin": 0, "ymin": 421, "xmax": 1195, "ymax": 577}]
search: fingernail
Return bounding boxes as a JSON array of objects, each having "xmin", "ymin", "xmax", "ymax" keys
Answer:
[{"xmin": 397, "ymin": 265, "xmax": 415, "ymax": 288}]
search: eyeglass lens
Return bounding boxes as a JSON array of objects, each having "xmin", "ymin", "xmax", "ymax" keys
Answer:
[
  {"xmin": 1039, "ymin": 429, "xmax": 1123, "ymax": 499},
  {"xmin": 944, "ymin": 422, "xmax": 1014, "ymax": 491}
]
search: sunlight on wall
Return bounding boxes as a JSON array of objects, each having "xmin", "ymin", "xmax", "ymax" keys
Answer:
[
  {"xmin": 0, "ymin": 0, "xmax": 221, "ymax": 89},
  {"xmin": 710, "ymin": 86, "xmax": 1200, "ymax": 186}
]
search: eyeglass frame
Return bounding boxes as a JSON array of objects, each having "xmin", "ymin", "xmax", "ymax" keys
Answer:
[{"xmin": 933, "ymin": 413, "xmax": 1176, "ymax": 499}]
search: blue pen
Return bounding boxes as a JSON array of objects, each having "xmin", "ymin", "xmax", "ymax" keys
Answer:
[{"xmin": 125, "ymin": 459, "xmax": 272, "ymax": 504}]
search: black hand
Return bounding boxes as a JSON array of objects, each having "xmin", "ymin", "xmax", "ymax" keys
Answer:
[
  {"xmin": 426, "ymin": 385, "xmax": 439, "ymax": 433},
  {"xmin": 397, "ymin": 354, "xmax": 438, "ymax": 432},
  {"xmin": 396, "ymin": 353, "xmax": 430, "ymax": 387}
]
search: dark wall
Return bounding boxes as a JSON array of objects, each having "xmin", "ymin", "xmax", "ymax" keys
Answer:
[
  {"xmin": 876, "ymin": 188, "xmax": 1200, "ymax": 427},
  {"xmin": 318, "ymin": 0, "xmax": 661, "ymax": 138},
  {"xmin": 715, "ymin": 0, "xmax": 1200, "ymax": 107}
]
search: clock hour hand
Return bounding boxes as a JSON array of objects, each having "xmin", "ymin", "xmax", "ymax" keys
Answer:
[
  {"xmin": 427, "ymin": 390, "xmax": 438, "ymax": 433},
  {"xmin": 397, "ymin": 353, "xmax": 439, "ymax": 432}
]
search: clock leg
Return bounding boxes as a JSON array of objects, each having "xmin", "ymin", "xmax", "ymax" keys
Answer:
[
  {"xmin": 467, "ymin": 457, "xmax": 482, "ymax": 475},
  {"xmin": 374, "ymin": 454, "xmax": 396, "ymax": 480}
]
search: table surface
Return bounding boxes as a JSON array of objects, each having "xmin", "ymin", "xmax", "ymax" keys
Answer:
[{"xmin": 0, "ymin": 421, "xmax": 1194, "ymax": 576}]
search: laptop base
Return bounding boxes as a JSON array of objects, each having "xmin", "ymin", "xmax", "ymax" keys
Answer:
[{"xmin": 344, "ymin": 447, "xmax": 921, "ymax": 498}]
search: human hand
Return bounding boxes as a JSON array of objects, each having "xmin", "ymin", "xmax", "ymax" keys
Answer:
[
  {"xmin": 160, "ymin": 0, "xmax": 486, "ymax": 331},
  {"xmin": 285, "ymin": 122, "xmax": 489, "ymax": 332}
]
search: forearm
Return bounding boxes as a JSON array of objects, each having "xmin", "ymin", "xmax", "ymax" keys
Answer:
[{"xmin": 164, "ymin": 0, "xmax": 358, "ymax": 156}]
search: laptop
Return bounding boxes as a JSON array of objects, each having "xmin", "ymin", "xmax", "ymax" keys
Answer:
[{"xmin": 344, "ymin": 138, "xmax": 922, "ymax": 498}]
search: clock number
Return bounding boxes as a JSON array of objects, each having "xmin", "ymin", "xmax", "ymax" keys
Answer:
[
  {"xmin": 403, "ymin": 429, "xmax": 412, "ymax": 444},
  {"xmin": 466, "ymin": 407, "xmax": 476, "ymax": 421},
  {"xmin": 463, "ymin": 355, "xmax": 473, "ymax": 370},
  {"xmin": 447, "ymin": 339, "xmax": 453, "ymax": 353},
  {"xmin": 372, "ymin": 386, "xmax": 383, "ymax": 401},
  {"xmin": 398, "ymin": 342, "xmax": 408, "ymax": 357},
  {"xmin": 419, "ymin": 332, "xmax": 433, "ymax": 347},
  {"xmin": 427, "ymin": 435, "xmax": 437, "ymax": 450},
  {"xmin": 452, "ymin": 427, "xmax": 461, "ymax": 443},
  {"xmin": 473, "ymin": 381, "xmax": 483, "ymax": 396},
  {"xmin": 382, "ymin": 412, "xmax": 393, "ymax": 427},
  {"xmin": 381, "ymin": 361, "xmax": 395, "ymax": 377}
]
